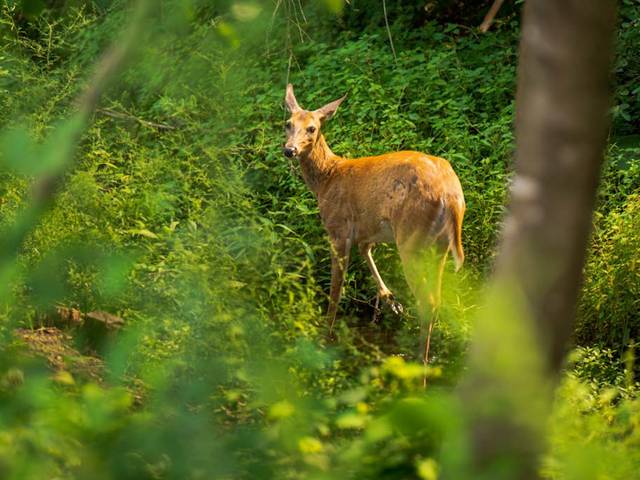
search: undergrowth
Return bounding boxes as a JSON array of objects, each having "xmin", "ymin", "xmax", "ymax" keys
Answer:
[{"xmin": 0, "ymin": 0, "xmax": 638, "ymax": 478}]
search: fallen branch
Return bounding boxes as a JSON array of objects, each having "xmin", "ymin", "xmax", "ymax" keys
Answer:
[
  {"xmin": 54, "ymin": 306, "xmax": 124, "ymax": 330},
  {"xmin": 44, "ymin": 306, "xmax": 124, "ymax": 352}
]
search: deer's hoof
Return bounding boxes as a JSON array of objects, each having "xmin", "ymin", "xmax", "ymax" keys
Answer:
[
  {"xmin": 383, "ymin": 295, "xmax": 404, "ymax": 315},
  {"xmin": 390, "ymin": 300, "xmax": 404, "ymax": 315},
  {"xmin": 326, "ymin": 329, "xmax": 338, "ymax": 342}
]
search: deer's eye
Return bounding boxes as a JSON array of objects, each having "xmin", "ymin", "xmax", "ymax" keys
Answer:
[
  {"xmin": 306, "ymin": 126, "xmax": 316, "ymax": 134},
  {"xmin": 285, "ymin": 121, "xmax": 292, "ymax": 130}
]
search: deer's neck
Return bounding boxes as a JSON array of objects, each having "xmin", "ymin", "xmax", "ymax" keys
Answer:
[{"xmin": 298, "ymin": 134, "xmax": 339, "ymax": 194}]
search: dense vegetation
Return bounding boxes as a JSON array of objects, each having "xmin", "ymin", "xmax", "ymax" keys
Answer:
[{"xmin": 0, "ymin": 0, "xmax": 639, "ymax": 478}]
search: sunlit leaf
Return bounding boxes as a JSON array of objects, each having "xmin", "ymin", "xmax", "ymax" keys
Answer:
[
  {"xmin": 269, "ymin": 400, "xmax": 295, "ymax": 419},
  {"xmin": 298, "ymin": 436, "xmax": 323, "ymax": 454},
  {"xmin": 231, "ymin": 2, "xmax": 262, "ymax": 22},
  {"xmin": 416, "ymin": 458, "xmax": 439, "ymax": 480}
]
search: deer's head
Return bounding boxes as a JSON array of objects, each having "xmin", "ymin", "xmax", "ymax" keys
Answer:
[{"xmin": 283, "ymin": 84, "xmax": 346, "ymax": 158}]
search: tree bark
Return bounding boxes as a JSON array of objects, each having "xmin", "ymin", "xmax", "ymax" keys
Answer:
[
  {"xmin": 501, "ymin": 0, "xmax": 617, "ymax": 374},
  {"xmin": 458, "ymin": 1, "xmax": 618, "ymax": 479}
]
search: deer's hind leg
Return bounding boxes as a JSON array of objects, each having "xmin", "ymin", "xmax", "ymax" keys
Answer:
[
  {"xmin": 359, "ymin": 243, "xmax": 403, "ymax": 315},
  {"xmin": 397, "ymin": 236, "xmax": 449, "ymax": 366},
  {"xmin": 424, "ymin": 249, "xmax": 448, "ymax": 367}
]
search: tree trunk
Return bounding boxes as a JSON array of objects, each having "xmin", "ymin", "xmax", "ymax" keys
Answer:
[
  {"xmin": 457, "ymin": 1, "xmax": 618, "ymax": 478},
  {"xmin": 500, "ymin": 0, "xmax": 617, "ymax": 373}
]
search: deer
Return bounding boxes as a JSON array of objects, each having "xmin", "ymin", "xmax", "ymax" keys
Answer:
[{"xmin": 282, "ymin": 84, "xmax": 465, "ymax": 366}]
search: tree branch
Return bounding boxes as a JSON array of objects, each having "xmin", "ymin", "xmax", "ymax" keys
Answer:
[
  {"xmin": 97, "ymin": 108, "xmax": 178, "ymax": 131},
  {"xmin": 479, "ymin": 0, "xmax": 505, "ymax": 33}
]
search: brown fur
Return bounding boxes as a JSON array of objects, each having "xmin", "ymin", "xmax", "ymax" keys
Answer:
[{"xmin": 283, "ymin": 84, "xmax": 465, "ymax": 333}]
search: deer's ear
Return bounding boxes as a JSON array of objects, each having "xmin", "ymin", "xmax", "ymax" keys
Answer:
[
  {"xmin": 285, "ymin": 84, "xmax": 301, "ymax": 113},
  {"xmin": 315, "ymin": 94, "xmax": 346, "ymax": 121}
]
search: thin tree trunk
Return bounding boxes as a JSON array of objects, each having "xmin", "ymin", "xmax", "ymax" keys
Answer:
[
  {"xmin": 458, "ymin": 1, "xmax": 617, "ymax": 478},
  {"xmin": 500, "ymin": 0, "xmax": 617, "ymax": 373}
]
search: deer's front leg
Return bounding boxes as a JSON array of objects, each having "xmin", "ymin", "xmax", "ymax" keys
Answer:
[
  {"xmin": 360, "ymin": 243, "xmax": 404, "ymax": 315},
  {"xmin": 327, "ymin": 237, "xmax": 351, "ymax": 333}
]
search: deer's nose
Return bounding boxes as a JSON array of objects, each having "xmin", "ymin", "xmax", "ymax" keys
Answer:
[{"xmin": 283, "ymin": 146, "xmax": 297, "ymax": 158}]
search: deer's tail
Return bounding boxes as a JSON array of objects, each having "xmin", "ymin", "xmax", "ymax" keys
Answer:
[{"xmin": 449, "ymin": 200, "xmax": 465, "ymax": 272}]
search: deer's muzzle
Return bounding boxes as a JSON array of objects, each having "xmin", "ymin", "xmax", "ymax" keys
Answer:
[{"xmin": 283, "ymin": 146, "xmax": 297, "ymax": 158}]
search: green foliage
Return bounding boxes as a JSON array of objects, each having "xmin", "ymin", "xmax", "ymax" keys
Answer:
[
  {"xmin": 544, "ymin": 346, "xmax": 640, "ymax": 480},
  {"xmin": 576, "ymin": 147, "xmax": 640, "ymax": 349},
  {"xmin": 0, "ymin": 0, "xmax": 639, "ymax": 478},
  {"xmin": 612, "ymin": 0, "xmax": 640, "ymax": 136}
]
